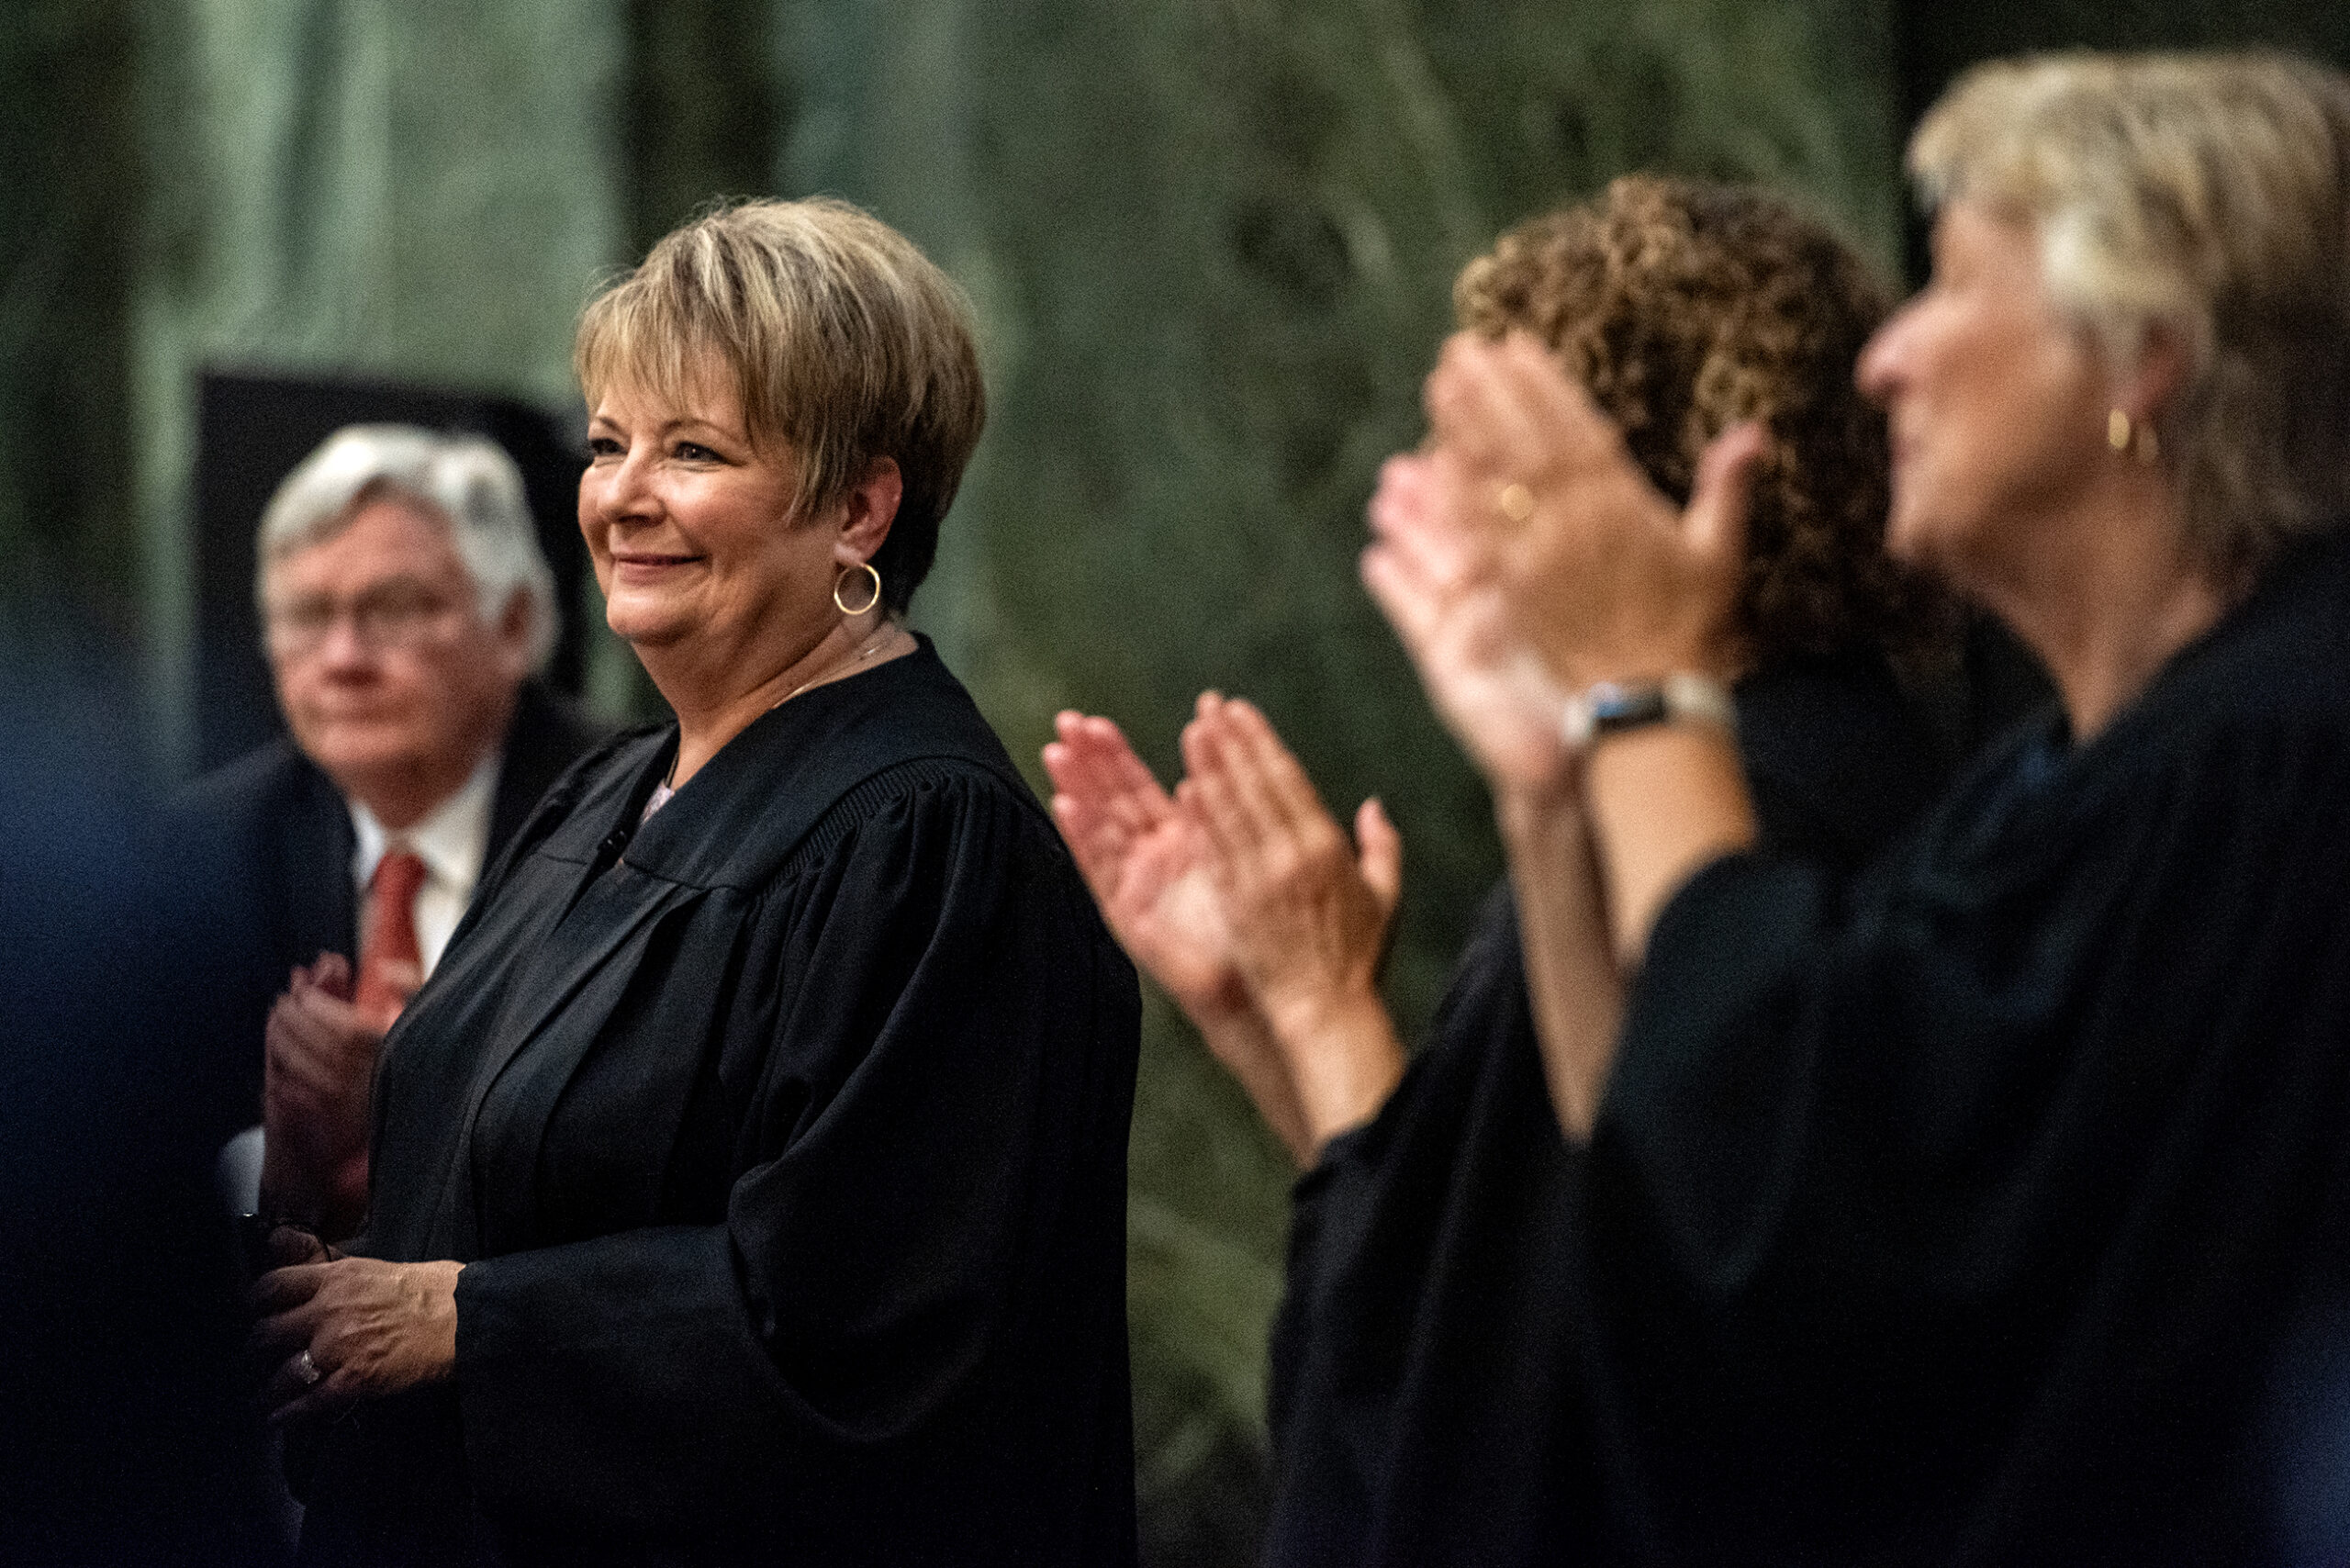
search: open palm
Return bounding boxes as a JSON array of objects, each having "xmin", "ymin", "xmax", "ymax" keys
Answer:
[{"xmin": 1045, "ymin": 712, "xmax": 1248, "ymax": 1021}]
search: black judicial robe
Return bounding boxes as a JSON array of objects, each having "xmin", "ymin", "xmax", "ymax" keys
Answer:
[
  {"xmin": 1266, "ymin": 652, "xmax": 1941, "ymax": 1567},
  {"xmin": 294, "ymin": 644, "xmax": 1141, "ymax": 1567},
  {"xmin": 1277, "ymin": 530, "xmax": 2350, "ymax": 1566}
]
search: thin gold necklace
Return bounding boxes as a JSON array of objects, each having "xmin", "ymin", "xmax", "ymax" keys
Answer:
[{"xmin": 663, "ymin": 625, "xmax": 897, "ymax": 791}]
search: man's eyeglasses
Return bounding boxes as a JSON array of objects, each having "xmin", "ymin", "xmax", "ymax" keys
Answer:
[{"xmin": 264, "ymin": 581, "xmax": 466, "ymax": 655}]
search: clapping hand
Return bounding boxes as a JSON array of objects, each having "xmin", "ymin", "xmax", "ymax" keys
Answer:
[
  {"xmin": 1047, "ymin": 704, "xmax": 1409, "ymax": 1162},
  {"xmin": 1363, "ymin": 444, "xmax": 1581, "ymax": 804},
  {"xmin": 1177, "ymin": 696, "xmax": 1399, "ymax": 1050},
  {"xmin": 1177, "ymin": 695, "xmax": 1407, "ymax": 1153},
  {"xmin": 1046, "ymin": 712, "xmax": 1315, "ymax": 1160},
  {"xmin": 1046, "ymin": 712, "xmax": 1249, "ymax": 1025},
  {"xmin": 1407, "ymin": 330, "xmax": 1762, "ymax": 696},
  {"xmin": 259, "ymin": 952, "xmax": 392, "ymax": 1238},
  {"xmin": 1367, "ymin": 333, "xmax": 1763, "ymax": 1134}
]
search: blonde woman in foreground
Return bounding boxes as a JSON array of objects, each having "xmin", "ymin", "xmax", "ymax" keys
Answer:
[{"xmin": 250, "ymin": 200, "xmax": 1141, "ymax": 1567}]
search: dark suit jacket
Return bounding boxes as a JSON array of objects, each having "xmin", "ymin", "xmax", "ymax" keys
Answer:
[{"xmin": 173, "ymin": 681, "xmax": 602, "ymax": 1150}]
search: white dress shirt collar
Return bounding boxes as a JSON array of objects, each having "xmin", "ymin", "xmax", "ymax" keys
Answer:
[{"xmin": 348, "ymin": 750, "xmax": 501, "ymax": 977}]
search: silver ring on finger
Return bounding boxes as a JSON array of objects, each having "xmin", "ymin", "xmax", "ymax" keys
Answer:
[{"xmin": 293, "ymin": 1349, "xmax": 322, "ymax": 1387}]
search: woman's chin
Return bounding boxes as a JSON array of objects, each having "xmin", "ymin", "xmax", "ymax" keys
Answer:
[{"xmin": 604, "ymin": 599, "xmax": 692, "ymax": 649}]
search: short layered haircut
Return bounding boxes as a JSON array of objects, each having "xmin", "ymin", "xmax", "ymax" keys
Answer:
[
  {"xmin": 1912, "ymin": 50, "xmax": 2350, "ymax": 587},
  {"xmin": 575, "ymin": 197, "xmax": 987, "ymax": 614},
  {"xmin": 257, "ymin": 424, "xmax": 559, "ymax": 673},
  {"xmin": 1456, "ymin": 175, "xmax": 1942, "ymax": 668}
]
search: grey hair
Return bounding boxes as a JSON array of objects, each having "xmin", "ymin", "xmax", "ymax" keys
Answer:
[
  {"xmin": 253, "ymin": 424, "xmax": 560, "ymax": 672},
  {"xmin": 1910, "ymin": 50, "xmax": 2350, "ymax": 586}
]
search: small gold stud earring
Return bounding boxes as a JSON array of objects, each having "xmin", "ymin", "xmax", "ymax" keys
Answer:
[{"xmin": 2109, "ymin": 408, "xmax": 2161, "ymax": 465}]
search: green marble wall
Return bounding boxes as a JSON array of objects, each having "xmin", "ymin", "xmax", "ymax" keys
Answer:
[
  {"xmin": 6, "ymin": 1, "xmax": 1906, "ymax": 1559},
  {"xmin": 0, "ymin": 1, "xmax": 142, "ymax": 631},
  {"xmin": 128, "ymin": 0, "xmax": 631, "ymax": 755}
]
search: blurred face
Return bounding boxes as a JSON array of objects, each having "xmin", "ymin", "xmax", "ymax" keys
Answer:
[
  {"xmin": 263, "ymin": 496, "xmax": 531, "ymax": 820},
  {"xmin": 1856, "ymin": 201, "xmax": 2112, "ymax": 588},
  {"xmin": 579, "ymin": 367, "xmax": 841, "ymax": 673}
]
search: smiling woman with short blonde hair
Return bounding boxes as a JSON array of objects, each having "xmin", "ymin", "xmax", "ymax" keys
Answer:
[
  {"xmin": 252, "ymin": 197, "xmax": 1142, "ymax": 1567},
  {"xmin": 575, "ymin": 197, "xmax": 986, "ymax": 615}
]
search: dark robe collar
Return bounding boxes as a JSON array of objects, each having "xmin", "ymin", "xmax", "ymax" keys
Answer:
[
  {"xmin": 543, "ymin": 638, "xmax": 1035, "ymax": 893},
  {"xmin": 484, "ymin": 680, "xmax": 605, "ymax": 856},
  {"xmin": 1909, "ymin": 524, "xmax": 2350, "ymax": 878}
]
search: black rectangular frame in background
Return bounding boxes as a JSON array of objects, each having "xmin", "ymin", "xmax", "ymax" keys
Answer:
[{"xmin": 192, "ymin": 370, "xmax": 592, "ymax": 775}]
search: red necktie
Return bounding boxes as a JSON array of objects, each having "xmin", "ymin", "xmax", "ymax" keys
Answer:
[{"xmin": 354, "ymin": 849, "xmax": 428, "ymax": 1029}]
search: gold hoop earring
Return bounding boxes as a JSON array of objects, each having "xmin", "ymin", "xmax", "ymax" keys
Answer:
[{"xmin": 834, "ymin": 560, "xmax": 883, "ymax": 616}]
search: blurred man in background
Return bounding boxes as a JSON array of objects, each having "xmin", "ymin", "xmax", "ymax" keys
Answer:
[{"xmin": 182, "ymin": 425, "xmax": 600, "ymax": 1233}]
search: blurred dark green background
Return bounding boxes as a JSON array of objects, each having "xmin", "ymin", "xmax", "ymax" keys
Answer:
[{"xmin": 6, "ymin": 2, "xmax": 2341, "ymax": 1561}]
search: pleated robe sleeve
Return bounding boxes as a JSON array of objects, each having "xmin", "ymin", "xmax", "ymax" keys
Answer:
[
  {"xmin": 1587, "ymin": 680, "xmax": 2350, "ymax": 1557},
  {"xmin": 448, "ymin": 765, "xmax": 1138, "ymax": 1561}
]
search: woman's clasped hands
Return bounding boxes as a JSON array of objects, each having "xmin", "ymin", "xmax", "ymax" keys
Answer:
[{"xmin": 1046, "ymin": 697, "xmax": 1404, "ymax": 1166}]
